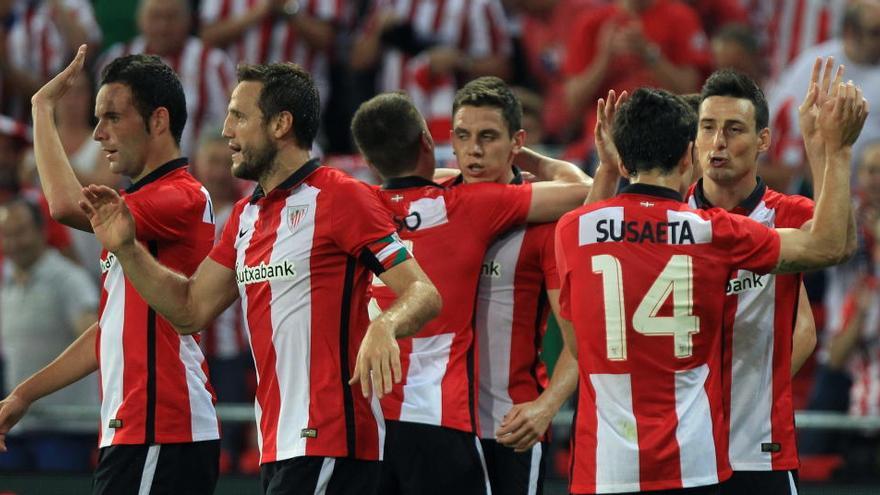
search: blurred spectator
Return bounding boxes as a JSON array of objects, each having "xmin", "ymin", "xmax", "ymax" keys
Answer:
[
  {"xmin": 685, "ymin": 0, "xmax": 748, "ymax": 37},
  {"xmin": 711, "ymin": 23, "xmax": 766, "ymax": 85},
  {"xmin": 200, "ymin": 0, "xmax": 343, "ymax": 107},
  {"xmin": 92, "ymin": 0, "xmax": 139, "ymax": 47},
  {"xmin": 562, "ymin": 0, "xmax": 711, "ymax": 164},
  {"xmin": 0, "ymin": 0, "xmax": 102, "ymax": 120},
  {"xmin": 350, "ymin": 0, "xmax": 512, "ymax": 143},
  {"xmin": 766, "ymin": 0, "xmax": 880, "ymax": 193},
  {"xmin": 0, "ymin": 198, "xmax": 98, "ymax": 473},
  {"xmin": 191, "ymin": 129, "xmax": 252, "ymax": 473},
  {"xmin": 506, "ymin": 0, "xmax": 598, "ymax": 143},
  {"xmin": 97, "ymin": 0, "xmax": 235, "ymax": 159}
]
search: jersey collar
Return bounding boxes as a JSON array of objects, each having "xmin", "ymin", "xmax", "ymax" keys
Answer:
[
  {"xmin": 382, "ymin": 176, "xmax": 445, "ymax": 190},
  {"xmin": 692, "ymin": 177, "xmax": 766, "ymax": 215},
  {"xmin": 249, "ymin": 158, "xmax": 321, "ymax": 203},
  {"xmin": 125, "ymin": 157, "xmax": 189, "ymax": 193},
  {"xmin": 450, "ymin": 166, "xmax": 524, "ymax": 185},
  {"xmin": 619, "ymin": 183, "xmax": 683, "ymax": 202}
]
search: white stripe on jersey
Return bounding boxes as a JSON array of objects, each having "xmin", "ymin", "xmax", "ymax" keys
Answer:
[
  {"xmin": 674, "ymin": 364, "xmax": 719, "ymax": 487},
  {"xmin": 98, "ymin": 258, "xmax": 126, "ymax": 447},
  {"xmin": 591, "ymin": 373, "xmax": 640, "ymax": 493},
  {"xmin": 399, "ymin": 333, "xmax": 455, "ymax": 425},
  {"xmin": 269, "ymin": 189, "xmax": 319, "ymax": 460},
  {"xmin": 179, "ymin": 337, "xmax": 222, "ymax": 441},
  {"xmin": 477, "ymin": 227, "xmax": 526, "ymax": 438}
]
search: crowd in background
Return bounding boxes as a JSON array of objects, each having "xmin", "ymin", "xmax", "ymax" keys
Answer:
[{"xmin": 0, "ymin": 0, "xmax": 879, "ymax": 483}]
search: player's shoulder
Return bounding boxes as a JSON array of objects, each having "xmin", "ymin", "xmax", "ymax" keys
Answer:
[
  {"xmin": 526, "ymin": 221, "xmax": 558, "ymax": 237},
  {"xmin": 762, "ymin": 187, "xmax": 814, "ymax": 210}
]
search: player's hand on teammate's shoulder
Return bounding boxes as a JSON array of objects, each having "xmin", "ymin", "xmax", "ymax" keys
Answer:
[
  {"xmin": 0, "ymin": 393, "xmax": 31, "ymax": 452},
  {"xmin": 79, "ymin": 184, "xmax": 138, "ymax": 253}
]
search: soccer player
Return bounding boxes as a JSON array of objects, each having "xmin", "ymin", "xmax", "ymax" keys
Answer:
[
  {"xmin": 0, "ymin": 48, "xmax": 221, "ymax": 493},
  {"xmin": 689, "ymin": 65, "xmax": 851, "ymax": 494},
  {"xmin": 79, "ymin": 63, "xmax": 442, "ymax": 495},
  {"xmin": 351, "ymin": 92, "xmax": 590, "ymax": 495},
  {"xmin": 555, "ymin": 85, "xmax": 866, "ymax": 494},
  {"xmin": 445, "ymin": 77, "xmax": 579, "ymax": 495}
]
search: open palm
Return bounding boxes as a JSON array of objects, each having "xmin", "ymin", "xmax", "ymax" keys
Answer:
[{"xmin": 79, "ymin": 184, "xmax": 137, "ymax": 253}]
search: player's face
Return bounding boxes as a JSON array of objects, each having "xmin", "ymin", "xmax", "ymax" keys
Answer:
[
  {"xmin": 452, "ymin": 105, "xmax": 523, "ymax": 184},
  {"xmin": 223, "ymin": 81, "xmax": 278, "ymax": 182},
  {"xmin": 695, "ymin": 96, "xmax": 769, "ymax": 186},
  {"xmin": 93, "ymin": 83, "xmax": 150, "ymax": 180}
]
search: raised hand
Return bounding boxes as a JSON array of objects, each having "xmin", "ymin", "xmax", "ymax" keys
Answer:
[
  {"xmin": 78, "ymin": 184, "xmax": 138, "ymax": 253},
  {"xmin": 799, "ymin": 57, "xmax": 845, "ymax": 162},
  {"xmin": 31, "ymin": 44, "xmax": 87, "ymax": 108},
  {"xmin": 594, "ymin": 89, "xmax": 628, "ymax": 171},
  {"xmin": 819, "ymin": 81, "xmax": 869, "ymax": 153},
  {"xmin": 0, "ymin": 394, "xmax": 30, "ymax": 452},
  {"xmin": 349, "ymin": 318, "xmax": 401, "ymax": 399}
]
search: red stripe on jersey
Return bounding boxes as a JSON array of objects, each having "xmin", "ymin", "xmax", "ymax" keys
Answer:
[
  {"xmin": 770, "ymin": 272, "xmax": 799, "ymax": 470},
  {"xmin": 244, "ymin": 197, "xmax": 286, "ymax": 462},
  {"xmin": 115, "ymin": 276, "xmax": 150, "ymax": 440},
  {"xmin": 258, "ymin": 17, "xmax": 274, "ymax": 64},
  {"xmin": 788, "ymin": 0, "xmax": 806, "ymax": 64}
]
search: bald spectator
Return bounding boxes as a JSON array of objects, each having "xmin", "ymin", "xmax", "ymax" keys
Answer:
[
  {"xmin": 563, "ymin": 0, "xmax": 712, "ymax": 164},
  {"xmin": 97, "ymin": 0, "xmax": 234, "ymax": 158},
  {"xmin": 0, "ymin": 0, "xmax": 102, "ymax": 120},
  {"xmin": 199, "ymin": 0, "xmax": 343, "ymax": 107},
  {"xmin": 0, "ymin": 198, "xmax": 98, "ymax": 473},
  {"xmin": 351, "ymin": 0, "xmax": 512, "ymax": 143}
]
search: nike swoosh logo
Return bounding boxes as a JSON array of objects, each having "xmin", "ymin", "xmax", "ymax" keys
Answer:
[{"xmin": 238, "ymin": 228, "xmax": 248, "ymax": 238}]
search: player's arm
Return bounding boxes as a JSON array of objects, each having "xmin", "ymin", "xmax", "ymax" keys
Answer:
[
  {"xmin": 350, "ymin": 257, "xmax": 442, "ymax": 399},
  {"xmin": 79, "ymin": 184, "xmax": 239, "ymax": 334},
  {"xmin": 496, "ymin": 289, "xmax": 578, "ymax": 452},
  {"xmin": 791, "ymin": 283, "xmax": 817, "ymax": 376},
  {"xmin": 773, "ymin": 83, "xmax": 867, "ymax": 274},
  {"xmin": 513, "ymin": 147, "xmax": 592, "ymax": 186},
  {"xmin": 30, "ymin": 45, "xmax": 92, "ymax": 231},
  {"xmin": 0, "ymin": 322, "xmax": 99, "ymax": 451}
]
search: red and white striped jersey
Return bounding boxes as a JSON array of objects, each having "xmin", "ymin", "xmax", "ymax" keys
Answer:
[
  {"xmin": 2, "ymin": 0, "xmax": 101, "ymax": 119},
  {"xmin": 836, "ymin": 279, "xmax": 880, "ymax": 417},
  {"xmin": 556, "ymin": 183, "xmax": 781, "ymax": 494},
  {"xmin": 208, "ymin": 160, "xmax": 407, "ymax": 464},
  {"xmin": 98, "ymin": 158, "xmax": 219, "ymax": 448},
  {"xmin": 371, "ymin": 177, "xmax": 532, "ymax": 433},
  {"xmin": 362, "ymin": 0, "xmax": 511, "ymax": 142},
  {"xmin": 475, "ymin": 221, "xmax": 559, "ymax": 439},
  {"xmin": 767, "ymin": 39, "xmax": 880, "ymax": 185},
  {"xmin": 199, "ymin": 0, "xmax": 344, "ymax": 103},
  {"xmin": 688, "ymin": 178, "xmax": 813, "ymax": 472},
  {"xmin": 96, "ymin": 37, "xmax": 235, "ymax": 159}
]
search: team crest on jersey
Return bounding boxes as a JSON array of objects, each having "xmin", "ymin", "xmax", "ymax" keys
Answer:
[{"xmin": 286, "ymin": 205, "xmax": 309, "ymax": 232}]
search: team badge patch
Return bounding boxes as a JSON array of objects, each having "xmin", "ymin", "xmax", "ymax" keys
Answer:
[{"xmin": 286, "ymin": 205, "xmax": 309, "ymax": 232}]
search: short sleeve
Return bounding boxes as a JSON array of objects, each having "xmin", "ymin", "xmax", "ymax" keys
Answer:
[
  {"xmin": 331, "ymin": 178, "xmax": 397, "ymax": 255},
  {"xmin": 208, "ymin": 203, "xmax": 243, "ymax": 269},
  {"xmin": 125, "ymin": 183, "xmax": 206, "ymax": 242},
  {"xmin": 538, "ymin": 223, "xmax": 561, "ymax": 290},
  {"xmin": 465, "ymin": 182, "xmax": 532, "ymax": 239},
  {"xmin": 713, "ymin": 210, "xmax": 781, "ymax": 275}
]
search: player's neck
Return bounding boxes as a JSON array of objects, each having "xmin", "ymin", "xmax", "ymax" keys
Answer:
[
  {"xmin": 133, "ymin": 142, "xmax": 182, "ymax": 183},
  {"xmin": 629, "ymin": 172, "xmax": 684, "ymax": 196},
  {"xmin": 260, "ymin": 145, "xmax": 313, "ymax": 194},
  {"xmin": 701, "ymin": 174, "xmax": 758, "ymax": 211}
]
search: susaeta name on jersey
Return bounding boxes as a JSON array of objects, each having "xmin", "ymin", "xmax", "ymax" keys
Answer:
[
  {"xmin": 726, "ymin": 271, "xmax": 768, "ymax": 295},
  {"xmin": 579, "ymin": 207, "xmax": 712, "ymax": 246},
  {"xmin": 236, "ymin": 260, "xmax": 297, "ymax": 285},
  {"xmin": 100, "ymin": 253, "xmax": 117, "ymax": 274}
]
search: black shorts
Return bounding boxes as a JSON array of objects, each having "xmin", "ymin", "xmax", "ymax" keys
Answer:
[
  {"xmin": 92, "ymin": 440, "xmax": 219, "ymax": 495},
  {"xmin": 380, "ymin": 420, "xmax": 489, "ymax": 495},
  {"xmin": 260, "ymin": 456, "xmax": 380, "ymax": 495},
  {"xmin": 480, "ymin": 438, "xmax": 546, "ymax": 495},
  {"xmin": 581, "ymin": 485, "xmax": 720, "ymax": 495},
  {"xmin": 720, "ymin": 470, "xmax": 799, "ymax": 495}
]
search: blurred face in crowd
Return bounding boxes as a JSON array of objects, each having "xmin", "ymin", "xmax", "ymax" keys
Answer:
[
  {"xmin": 696, "ymin": 96, "xmax": 770, "ymax": 185},
  {"xmin": 711, "ymin": 38, "xmax": 762, "ymax": 84},
  {"xmin": 194, "ymin": 138, "xmax": 238, "ymax": 202},
  {"xmin": 93, "ymin": 83, "xmax": 151, "ymax": 180},
  {"xmin": 858, "ymin": 142, "xmax": 880, "ymax": 206},
  {"xmin": 138, "ymin": 0, "xmax": 190, "ymax": 56},
  {"xmin": 452, "ymin": 105, "xmax": 524, "ymax": 184},
  {"xmin": 223, "ymin": 81, "xmax": 278, "ymax": 182},
  {"xmin": 0, "ymin": 203, "xmax": 45, "ymax": 271}
]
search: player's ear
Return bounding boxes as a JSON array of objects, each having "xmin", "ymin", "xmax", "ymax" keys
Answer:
[
  {"xmin": 617, "ymin": 160, "xmax": 631, "ymax": 179},
  {"xmin": 511, "ymin": 129, "xmax": 526, "ymax": 155},
  {"xmin": 150, "ymin": 107, "xmax": 171, "ymax": 138},
  {"xmin": 757, "ymin": 127, "xmax": 771, "ymax": 154},
  {"xmin": 272, "ymin": 111, "xmax": 294, "ymax": 141}
]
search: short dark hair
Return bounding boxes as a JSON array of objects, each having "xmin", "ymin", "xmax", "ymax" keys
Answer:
[
  {"xmin": 236, "ymin": 63, "xmax": 320, "ymax": 149},
  {"xmin": 351, "ymin": 93, "xmax": 424, "ymax": 178},
  {"xmin": 452, "ymin": 76, "xmax": 522, "ymax": 137},
  {"xmin": 613, "ymin": 88, "xmax": 696, "ymax": 176},
  {"xmin": 700, "ymin": 69, "xmax": 769, "ymax": 130},
  {"xmin": 100, "ymin": 54, "xmax": 187, "ymax": 146}
]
